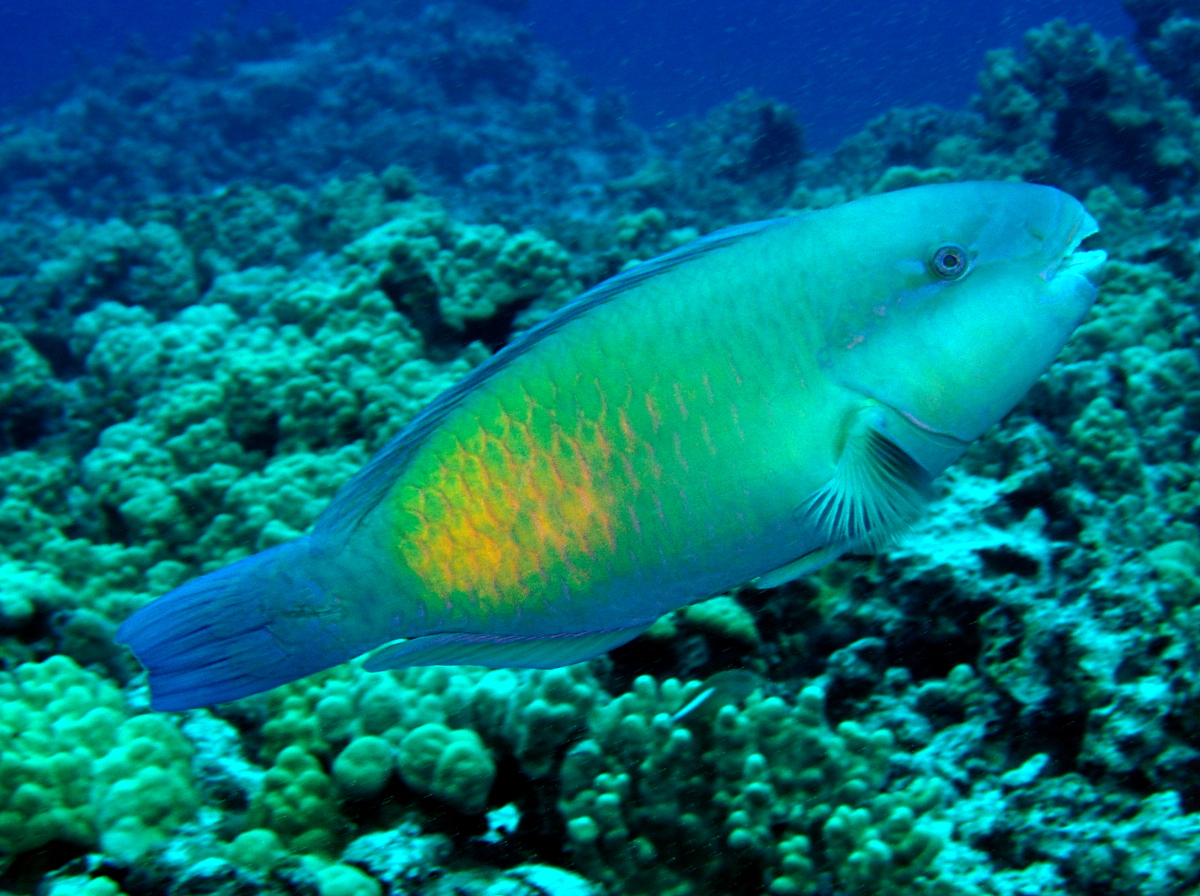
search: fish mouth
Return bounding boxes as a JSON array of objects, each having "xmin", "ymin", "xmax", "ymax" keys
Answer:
[{"xmin": 1045, "ymin": 209, "xmax": 1107, "ymax": 286}]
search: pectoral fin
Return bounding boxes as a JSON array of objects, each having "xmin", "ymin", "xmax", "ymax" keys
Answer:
[{"xmin": 802, "ymin": 406, "xmax": 933, "ymax": 550}]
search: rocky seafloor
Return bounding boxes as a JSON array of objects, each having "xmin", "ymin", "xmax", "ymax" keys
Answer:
[{"xmin": 0, "ymin": 1, "xmax": 1199, "ymax": 894}]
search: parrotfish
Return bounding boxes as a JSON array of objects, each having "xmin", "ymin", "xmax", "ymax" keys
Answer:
[{"xmin": 118, "ymin": 181, "xmax": 1106, "ymax": 711}]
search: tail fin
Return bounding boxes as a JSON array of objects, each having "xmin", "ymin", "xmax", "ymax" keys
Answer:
[{"xmin": 118, "ymin": 538, "xmax": 348, "ymax": 711}]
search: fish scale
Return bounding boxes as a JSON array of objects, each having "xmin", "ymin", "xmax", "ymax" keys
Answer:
[
  {"xmin": 386, "ymin": 304, "xmax": 778, "ymax": 631},
  {"xmin": 381, "ymin": 242, "xmax": 860, "ymax": 637},
  {"xmin": 118, "ymin": 182, "xmax": 1105, "ymax": 710}
]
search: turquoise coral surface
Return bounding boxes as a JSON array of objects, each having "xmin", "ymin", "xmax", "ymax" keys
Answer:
[{"xmin": 0, "ymin": 1, "xmax": 1199, "ymax": 895}]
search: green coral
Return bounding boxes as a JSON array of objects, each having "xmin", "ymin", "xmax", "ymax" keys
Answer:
[
  {"xmin": 869, "ymin": 165, "xmax": 960, "ymax": 194},
  {"xmin": 226, "ymin": 827, "xmax": 287, "ymax": 872},
  {"xmin": 316, "ymin": 862, "xmax": 384, "ymax": 896},
  {"xmin": 344, "ymin": 200, "xmax": 577, "ymax": 337},
  {"xmin": 0, "ymin": 655, "xmax": 197, "ymax": 862},
  {"xmin": 1065, "ymin": 397, "xmax": 1146, "ymax": 499},
  {"xmin": 257, "ymin": 661, "xmax": 597, "ymax": 807},
  {"xmin": 23, "ymin": 218, "xmax": 199, "ymax": 321},
  {"xmin": 92, "ymin": 713, "xmax": 202, "ymax": 861},
  {"xmin": 600, "ymin": 207, "xmax": 699, "ymax": 278},
  {"xmin": 332, "ymin": 735, "xmax": 395, "ymax": 799},
  {"xmin": 0, "ymin": 561, "xmax": 73, "ymax": 633},
  {"xmin": 499, "ymin": 666, "xmax": 600, "ymax": 779},
  {"xmin": 250, "ymin": 745, "xmax": 344, "ymax": 855},
  {"xmin": 257, "ymin": 664, "xmax": 484, "ymax": 764},
  {"xmin": 1064, "ymin": 258, "xmax": 1188, "ymax": 360},
  {"xmin": 1147, "ymin": 540, "xmax": 1200, "ymax": 606},
  {"xmin": 560, "ymin": 677, "xmax": 949, "ymax": 895},
  {"xmin": 974, "ymin": 19, "xmax": 1200, "ymax": 197},
  {"xmin": 680, "ymin": 595, "xmax": 761, "ymax": 647},
  {"xmin": 398, "ymin": 723, "xmax": 495, "ymax": 814},
  {"xmin": 234, "ymin": 662, "xmax": 593, "ymax": 828},
  {"xmin": 0, "ymin": 323, "xmax": 62, "ymax": 450},
  {"xmin": 174, "ymin": 182, "xmax": 311, "ymax": 272}
]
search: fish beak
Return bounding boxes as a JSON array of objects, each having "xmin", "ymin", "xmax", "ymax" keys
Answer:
[{"xmin": 1041, "ymin": 210, "xmax": 1106, "ymax": 286}]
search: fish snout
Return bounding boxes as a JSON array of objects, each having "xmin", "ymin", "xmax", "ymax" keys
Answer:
[{"xmin": 1039, "ymin": 206, "xmax": 1106, "ymax": 290}]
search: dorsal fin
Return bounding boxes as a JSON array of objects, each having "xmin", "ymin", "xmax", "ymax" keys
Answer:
[{"xmin": 316, "ymin": 216, "xmax": 793, "ymax": 539}]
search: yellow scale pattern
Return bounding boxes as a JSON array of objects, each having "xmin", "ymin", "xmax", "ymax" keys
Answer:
[{"xmin": 388, "ymin": 377, "xmax": 634, "ymax": 617}]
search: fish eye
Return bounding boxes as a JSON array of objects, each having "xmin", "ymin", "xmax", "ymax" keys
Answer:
[{"xmin": 931, "ymin": 244, "xmax": 971, "ymax": 280}]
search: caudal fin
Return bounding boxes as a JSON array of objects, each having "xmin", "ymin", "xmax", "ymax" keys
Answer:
[{"xmin": 118, "ymin": 538, "xmax": 339, "ymax": 710}]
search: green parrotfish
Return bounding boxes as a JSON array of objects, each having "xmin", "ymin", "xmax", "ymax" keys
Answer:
[{"xmin": 118, "ymin": 181, "xmax": 1106, "ymax": 710}]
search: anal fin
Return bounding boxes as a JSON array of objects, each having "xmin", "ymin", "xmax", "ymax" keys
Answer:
[
  {"xmin": 363, "ymin": 625, "xmax": 651, "ymax": 671},
  {"xmin": 753, "ymin": 543, "xmax": 846, "ymax": 589}
]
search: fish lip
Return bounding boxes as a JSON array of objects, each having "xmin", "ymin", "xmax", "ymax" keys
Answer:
[
  {"xmin": 1058, "ymin": 247, "xmax": 1107, "ymax": 286},
  {"xmin": 1046, "ymin": 209, "xmax": 1106, "ymax": 286},
  {"xmin": 1069, "ymin": 209, "xmax": 1100, "ymax": 251}
]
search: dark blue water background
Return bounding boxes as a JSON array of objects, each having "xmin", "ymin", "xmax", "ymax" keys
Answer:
[{"xmin": 1, "ymin": 0, "xmax": 1131, "ymax": 149}]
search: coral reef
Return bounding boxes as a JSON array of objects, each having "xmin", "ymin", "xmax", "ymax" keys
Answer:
[
  {"xmin": 973, "ymin": 19, "xmax": 1200, "ymax": 203},
  {"xmin": 1124, "ymin": 0, "xmax": 1200, "ymax": 107},
  {"xmin": 560, "ymin": 679, "xmax": 946, "ymax": 895},
  {"xmin": 0, "ymin": 656, "xmax": 197, "ymax": 861},
  {"xmin": 0, "ymin": 2, "xmax": 647, "ymax": 229},
  {"xmin": 0, "ymin": 2, "xmax": 1199, "ymax": 896}
]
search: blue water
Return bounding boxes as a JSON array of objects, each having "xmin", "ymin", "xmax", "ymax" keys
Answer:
[
  {"xmin": 525, "ymin": 0, "xmax": 1133, "ymax": 147},
  {"xmin": 1, "ymin": 0, "xmax": 1131, "ymax": 148},
  {"xmin": 0, "ymin": 0, "xmax": 345, "ymax": 104}
]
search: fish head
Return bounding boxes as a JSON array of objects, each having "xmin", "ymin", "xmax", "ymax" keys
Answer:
[{"xmin": 816, "ymin": 180, "xmax": 1106, "ymax": 472}]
